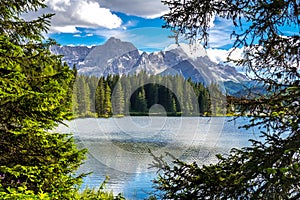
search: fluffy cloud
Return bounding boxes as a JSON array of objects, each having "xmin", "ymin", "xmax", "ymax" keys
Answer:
[
  {"xmin": 51, "ymin": 25, "xmax": 78, "ymax": 33},
  {"xmin": 46, "ymin": 0, "xmax": 71, "ymax": 12},
  {"xmin": 207, "ymin": 47, "xmax": 245, "ymax": 72},
  {"xmin": 98, "ymin": 0, "xmax": 169, "ymax": 19},
  {"xmin": 207, "ymin": 48, "xmax": 230, "ymax": 64},
  {"xmin": 45, "ymin": 0, "xmax": 122, "ymax": 33},
  {"xmin": 207, "ymin": 47, "xmax": 244, "ymax": 63},
  {"xmin": 34, "ymin": 0, "xmax": 168, "ymax": 33}
]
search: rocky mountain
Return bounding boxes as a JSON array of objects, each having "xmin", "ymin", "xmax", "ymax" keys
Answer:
[
  {"xmin": 50, "ymin": 45, "xmax": 95, "ymax": 68},
  {"xmin": 51, "ymin": 37, "xmax": 248, "ymax": 87}
]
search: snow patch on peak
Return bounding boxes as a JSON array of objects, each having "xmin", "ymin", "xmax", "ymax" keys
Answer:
[{"xmin": 165, "ymin": 43, "xmax": 207, "ymax": 59}]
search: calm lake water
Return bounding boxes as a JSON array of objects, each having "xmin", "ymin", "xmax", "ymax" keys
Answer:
[{"xmin": 56, "ymin": 116, "xmax": 260, "ymax": 199}]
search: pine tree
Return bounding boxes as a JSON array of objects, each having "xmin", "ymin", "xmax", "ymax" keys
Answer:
[
  {"xmin": 154, "ymin": 0, "xmax": 300, "ymax": 198},
  {"xmin": 112, "ymin": 80, "xmax": 125, "ymax": 115},
  {"xmin": 207, "ymin": 83, "xmax": 226, "ymax": 116},
  {"xmin": 182, "ymin": 79, "xmax": 194, "ymax": 115},
  {"xmin": 174, "ymin": 75, "xmax": 184, "ymax": 114},
  {"xmin": 162, "ymin": 78, "xmax": 176, "ymax": 114},
  {"xmin": 198, "ymin": 84, "xmax": 210, "ymax": 115},
  {"xmin": 0, "ymin": 0, "xmax": 86, "ymax": 198},
  {"xmin": 122, "ymin": 75, "xmax": 132, "ymax": 115},
  {"xmin": 88, "ymin": 75, "xmax": 99, "ymax": 113},
  {"xmin": 147, "ymin": 76, "xmax": 159, "ymax": 107},
  {"xmin": 136, "ymin": 87, "xmax": 147, "ymax": 113},
  {"xmin": 104, "ymin": 82, "xmax": 112, "ymax": 117},
  {"xmin": 95, "ymin": 77, "xmax": 105, "ymax": 117},
  {"xmin": 72, "ymin": 79, "xmax": 79, "ymax": 115},
  {"xmin": 76, "ymin": 75, "xmax": 91, "ymax": 116}
]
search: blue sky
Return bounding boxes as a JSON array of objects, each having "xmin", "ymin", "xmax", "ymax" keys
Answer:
[
  {"xmin": 36, "ymin": 0, "xmax": 237, "ymax": 50},
  {"xmin": 49, "ymin": 15, "xmax": 174, "ymax": 52},
  {"xmin": 29, "ymin": 0, "xmax": 297, "ymax": 64},
  {"xmin": 37, "ymin": 0, "xmax": 172, "ymax": 51}
]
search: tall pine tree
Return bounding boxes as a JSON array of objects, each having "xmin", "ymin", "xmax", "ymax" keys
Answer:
[
  {"xmin": 95, "ymin": 77, "xmax": 106, "ymax": 117},
  {"xmin": 104, "ymin": 82, "xmax": 112, "ymax": 117},
  {"xmin": 112, "ymin": 80, "xmax": 125, "ymax": 115},
  {"xmin": 0, "ymin": 0, "xmax": 86, "ymax": 198},
  {"xmin": 153, "ymin": 0, "xmax": 300, "ymax": 199},
  {"xmin": 76, "ymin": 75, "xmax": 91, "ymax": 116}
]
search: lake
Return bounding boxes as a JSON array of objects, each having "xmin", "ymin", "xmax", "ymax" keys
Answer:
[{"xmin": 56, "ymin": 116, "xmax": 260, "ymax": 199}]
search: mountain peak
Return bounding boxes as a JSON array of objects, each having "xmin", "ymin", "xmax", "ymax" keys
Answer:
[
  {"xmin": 102, "ymin": 37, "xmax": 136, "ymax": 51},
  {"xmin": 73, "ymin": 37, "xmax": 138, "ymax": 75},
  {"xmin": 105, "ymin": 37, "xmax": 122, "ymax": 44}
]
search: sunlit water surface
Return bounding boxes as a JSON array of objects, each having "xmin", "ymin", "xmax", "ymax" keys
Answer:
[{"xmin": 56, "ymin": 117, "xmax": 260, "ymax": 199}]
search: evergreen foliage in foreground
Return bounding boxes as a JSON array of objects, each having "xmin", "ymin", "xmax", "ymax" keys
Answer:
[
  {"xmin": 0, "ymin": 1, "xmax": 123, "ymax": 199},
  {"xmin": 152, "ymin": 0, "xmax": 300, "ymax": 199}
]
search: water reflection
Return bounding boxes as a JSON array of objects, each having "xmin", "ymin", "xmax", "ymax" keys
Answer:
[{"xmin": 56, "ymin": 117, "xmax": 258, "ymax": 199}]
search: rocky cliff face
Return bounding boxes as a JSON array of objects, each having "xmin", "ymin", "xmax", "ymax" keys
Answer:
[
  {"xmin": 50, "ymin": 45, "xmax": 95, "ymax": 68},
  {"xmin": 51, "ymin": 37, "xmax": 247, "ymax": 86}
]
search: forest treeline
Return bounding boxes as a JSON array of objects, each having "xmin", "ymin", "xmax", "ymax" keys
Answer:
[{"xmin": 72, "ymin": 72, "xmax": 227, "ymax": 118}]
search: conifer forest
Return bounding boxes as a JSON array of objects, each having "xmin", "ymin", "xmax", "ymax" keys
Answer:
[{"xmin": 72, "ymin": 72, "xmax": 226, "ymax": 118}]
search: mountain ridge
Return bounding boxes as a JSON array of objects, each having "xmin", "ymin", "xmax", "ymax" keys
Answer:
[{"xmin": 51, "ymin": 37, "xmax": 248, "ymax": 87}]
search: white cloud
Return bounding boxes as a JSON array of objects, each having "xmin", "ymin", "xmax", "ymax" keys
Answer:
[
  {"xmin": 207, "ymin": 47, "xmax": 245, "ymax": 72},
  {"xmin": 46, "ymin": 0, "xmax": 71, "ymax": 12},
  {"xmin": 207, "ymin": 47, "xmax": 244, "ymax": 64},
  {"xmin": 98, "ymin": 0, "xmax": 169, "ymax": 18},
  {"xmin": 92, "ymin": 29, "xmax": 128, "ymax": 40},
  {"xmin": 52, "ymin": 25, "xmax": 79, "ymax": 33},
  {"xmin": 207, "ymin": 17, "xmax": 235, "ymax": 48},
  {"xmin": 207, "ymin": 48, "xmax": 229, "ymax": 64},
  {"xmin": 44, "ymin": 0, "xmax": 122, "ymax": 33},
  {"xmin": 35, "ymin": 0, "xmax": 167, "ymax": 34},
  {"xmin": 74, "ymin": 1, "xmax": 121, "ymax": 29},
  {"xmin": 122, "ymin": 20, "xmax": 138, "ymax": 30},
  {"xmin": 228, "ymin": 47, "xmax": 244, "ymax": 62},
  {"xmin": 209, "ymin": 14, "xmax": 216, "ymax": 28},
  {"xmin": 72, "ymin": 33, "xmax": 94, "ymax": 38}
]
